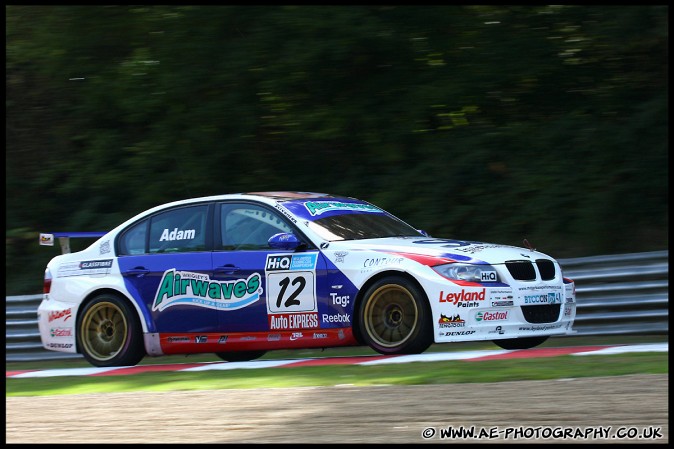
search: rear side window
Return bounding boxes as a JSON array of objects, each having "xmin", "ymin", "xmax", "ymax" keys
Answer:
[
  {"xmin": 149, "ymin": 205, "xmax": 208, "ymax": 253},
  {"xmin": 118, "ymin": 220, "xmax": 148, "ymax": 255}
]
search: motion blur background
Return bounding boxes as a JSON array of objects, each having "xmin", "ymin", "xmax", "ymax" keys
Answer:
[{"xmin": 6, "ymin": 5, "xmax": 668, "ymax": 295}]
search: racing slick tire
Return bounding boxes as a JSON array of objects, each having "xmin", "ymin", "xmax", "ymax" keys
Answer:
[
  {"xmin": 215, "ymin": 351, "xmax": 267, "ymax": 362},
  {"xmin": 493, "ymin": 336, "xmax": 549, "ymax": 350},
  {"xmin": 76, "ymin": 293, "xmax": 145, "ymax": 367},
  {"xmin": 358, "ymin": 276, "xmax": 433, "ymax": 355}
]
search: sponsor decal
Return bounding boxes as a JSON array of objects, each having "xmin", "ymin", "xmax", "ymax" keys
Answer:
[
  {"xmin": 274, "ymin": 204, "xmax": 298, "ymax": 224},
  {"xmin": 490, "ymin": 290, "xmax": 514, "ymax": 307},
  {"xmin": 218, "ymin": 336, "xmax": 228, "ymax": 344},
  {"xmin": 488, "ymin": 326, "xmax": 506, "ymax": 335},
  {"xmin": 451, "ymin": 244, "xmax": 505, "ymax": 254},
  {"xmin": 99, "ymin": 240, "xmax": 111, "ymax": 254},
  {"xmin": 240, "ymin": 336, "xmax": 257, "ymax": 341},
  {"xmin": 80, "ymin": 259, "xmax": 113, "ymax": 269},
  {"xmin": 518, "ymin": 285, "xmax": 563, "ymax": 291},
  {"xmin": 439, "ymin": 289, "xmax": 486, "ymax": 307},
  {"xmin": 50, "ymin": 327, "xmax": 72, "ymax": 337},
  {"xmin": 441, "ymin": 330, "xmax": 476, "ymax": 337},
  {"xmin": 57, "ymin": 260, "xmax": 112, "ymax": 277},
  {"xmin": 338, "ymin": 329, "xmax": 345, "ymax": 340},
  {"xmin": 518, "ymin": 324, "xmax": 564, "ymax": 332},
  {"xmin": 47, "ymin": 343, "xmax": 73, "ymax": 349},
  {"xmin": 334, "ymin": 251, "xmax": 348, "ymax": 263},
  {"xmin": 330, "ymin": 293, "xmax": 350, "ymax": 307},
  {"xmin": 167, "ymin": 336, "xmax": 190, "ymax": 343},
  {"xmin": 159, "ymin": 227, "xmax": 195, "ymax": 241},
  {"xmin": 565, "ymin": 283, "xmax": 576, "ymax": 302},
  {"xmin": 39, "ymin": 233, "xmax": 55, "ymax": 246},
  {"xmin": 313, "ymin": 332, "xmax": 328, "ymax": 339},
  {"xmin": 476, "ymin": 311, "xmax": 508, "ymax": 321},
  {"xmin": 267, "ymin": 333, "xmax": 281, "ymax": 341},
  {"xmin": 195, "ymin": 336, "xmax": 207, "ymax": 343},
  {"xmin": 266, "ymin": 254, "xmax": 318, "ymax": 271},
  {"xmin": 480, "ymin": 271, "xmax": 498, "ymax": 282},
  {"xmin": 564, "ymin": 304, "xmax": 574, "ymax": 317},
  {"xmin": 266, "ymin": 256, "xmax": 317, "ymax": 313},
  {"xmin": 439, "ymin": 314, "xmax": 465, "ymax": 328},
  {"xmin": 322, "ymin": 313, "xmax": 351, "ymax": 324},
  {"xmin": 523, "ymin": 292, "xmax": 562, "ymax": 305},
  {"xmin": 290, "ymin": 332, "xmax": 303, "ymax": 341},
  {"xmin": 363, "ymin": 257, "xmax": 404, "ymax": 268},
  {"xmin": 152, "ymin": 270, "xmax": 261, "ymax": 312},
  {"xmin": 304, "ymin": 201, "xmax": 382, "ymax": 216},
  {"xmin": 48, "ymin": 308, "xmax": 72, "ymax": 322},
  {"xmin": 268, "ymin": 312, "xmax": 319, "ymax": 330},
  {"xmin": 491, "ymin": 300, "xmax": 514, "ymax": 307}
]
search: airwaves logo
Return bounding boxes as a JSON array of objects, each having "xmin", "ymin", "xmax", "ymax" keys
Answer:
[
  {"xmin": 152, "ymin": 269, "xmax": 262, "ymax": 312},
  {"xmin": 303, "ymin": 201, "xmax": 382, "ymax": 216}
]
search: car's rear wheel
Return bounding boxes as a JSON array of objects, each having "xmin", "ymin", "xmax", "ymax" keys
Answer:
[
  {"xmin": 215, "ymin": 351, "xmax": 267, "ymax": 362},
  {"xmin": 358, "ymin": 276, "xmax": 433, "ymax": 355},
  {"xmin": 77, "ymin": 294, "xmax": 145, "ymax": 367},
  {"xmin": 493, "ymin": 336, "xmax": 549, "ymax": 350}
]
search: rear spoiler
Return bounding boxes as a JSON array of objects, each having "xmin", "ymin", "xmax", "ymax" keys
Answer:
[{"xmin": 39, "ymin": 232, "xmax": 107, "ymax": 254}]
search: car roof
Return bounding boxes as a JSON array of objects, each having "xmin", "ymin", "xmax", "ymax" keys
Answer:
[
  {"xmin": 133, "ymin": 191, "xmax": 360, "ymax": 218},
  {"xmin": 243, "ymin": 191, "xmax": 341, "ymax": 201}
]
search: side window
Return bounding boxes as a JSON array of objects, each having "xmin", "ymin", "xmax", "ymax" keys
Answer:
[
  {"xmin": 149, "ymin": 205, "xmax": 208, "ymax": 253},
  {"xmin": 118, "ymin": 220, "xmax": 148, "ymax": 255},
  {"xmin": 220, "ymin": 204, "xmax": 292, "ymax": 250}
]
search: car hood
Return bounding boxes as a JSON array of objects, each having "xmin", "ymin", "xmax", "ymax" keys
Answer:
[{"xmin": 334, "ymin": 236, "xmax": 554, "ymax": 265}]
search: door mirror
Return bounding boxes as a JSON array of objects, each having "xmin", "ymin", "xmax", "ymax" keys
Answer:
[{"xmin": 268, "ymin": 232, "xmax": 302, "ymax": 250}]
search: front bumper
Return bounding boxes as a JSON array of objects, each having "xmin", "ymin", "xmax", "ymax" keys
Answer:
[{"xmin": 423, "ymin": 278, "xmax": 577, "ymax": 343}]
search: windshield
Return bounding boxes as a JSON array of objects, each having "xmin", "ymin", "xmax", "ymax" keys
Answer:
[{"xmin": 307, "ymin": 212, "xmax": 423, "ymax": 241}]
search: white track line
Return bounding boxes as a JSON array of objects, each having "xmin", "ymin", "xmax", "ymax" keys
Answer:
[{"xmin": 571, "ymin": 342, "xmax": 668, "ymax": 356}]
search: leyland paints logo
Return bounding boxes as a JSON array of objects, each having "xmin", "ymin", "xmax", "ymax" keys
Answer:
[
  {"xmin": 152, "ymin": 269, "xmax": 262, "ymax": 312},
  {"xmin": 304, "ymin": 201, "xmax": 382, "ymax": 216}
]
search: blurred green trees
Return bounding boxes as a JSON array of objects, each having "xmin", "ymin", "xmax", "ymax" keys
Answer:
[{"xmin": 6, "ymin": 6, "xmax": 668, "ymax": 294}]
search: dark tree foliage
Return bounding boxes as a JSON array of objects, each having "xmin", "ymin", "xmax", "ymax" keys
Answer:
[{"xmin": 6, "ymin": 5, "xmax": 668, "ymax": 294}]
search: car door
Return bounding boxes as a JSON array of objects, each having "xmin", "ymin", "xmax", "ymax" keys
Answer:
[
  {"xmin": 117, "ymin": 203, "xmax": 216, "ymax": 333},
  {"xmin": 212, "ymin": 202, "xmax": 324, "ymax": 334}
]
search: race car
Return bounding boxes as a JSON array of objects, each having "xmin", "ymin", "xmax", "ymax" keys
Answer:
[{"xmin": 38, "ymin": 191, "xmax": 576, "ymax": 367}]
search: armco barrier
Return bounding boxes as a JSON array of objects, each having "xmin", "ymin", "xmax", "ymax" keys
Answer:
[{"xmin": 5, "ymin": 250, "xmax": 668, "ymax": 362}]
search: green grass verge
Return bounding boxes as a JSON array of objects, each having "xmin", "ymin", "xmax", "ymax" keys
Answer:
[
  {"xmin": 5, "ymin": 353, "xmax": 667, "ymax": 397},
  {"xmin": 6, "ymin": 335, "xmax": 668, "ymax": 397}
]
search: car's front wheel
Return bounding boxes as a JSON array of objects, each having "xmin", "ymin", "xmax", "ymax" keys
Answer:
[
  {"xmin": 358, "ymin": 276, "xmax": 433, "ymax": 355},
  {"xmin": 215, "ymin": 351, "xmax": 267, "ymax": 362},
  {"xmin": 493, "ymin": 336, "xmax": 549, "ymax": 350},
  {"xmin": 77, "ymin": 294, "xmax": 145, "ymax": 367}
]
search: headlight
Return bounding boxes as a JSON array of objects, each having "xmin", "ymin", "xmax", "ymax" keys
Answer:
[{"xmin": 432, "ymin": 263, "xmax": 499, "ymax": 283}]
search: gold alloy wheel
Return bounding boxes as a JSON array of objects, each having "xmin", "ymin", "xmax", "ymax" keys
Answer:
[
  {"xmin": 363, "ymin": 284, "xmax": 419, "ymax": 348},
  {"xmin": 80, "ymin": 301, "xmax": 128, "ymax": 361}
]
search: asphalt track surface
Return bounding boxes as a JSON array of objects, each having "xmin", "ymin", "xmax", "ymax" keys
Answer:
[{"xmin": 6, "ymin": 344, "xmax": 669, "ymax": 444}]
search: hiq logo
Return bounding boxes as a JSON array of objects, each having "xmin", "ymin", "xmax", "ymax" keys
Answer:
[
  {"xmin": 267, "ymin": 255, "xmax": 291, "ymax": 270},
  {"xmin": 266, "ymin": 253, "xmax": 318, "ymax": 271},
  {"xmin": 481, "ymin": 271, "xmax": 497, "ymax": 282}
]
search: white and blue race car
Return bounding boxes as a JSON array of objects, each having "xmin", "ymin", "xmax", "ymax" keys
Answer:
[{"xmin": 38, "ymin": 192, "xmax": 576, "ymax": 367}]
